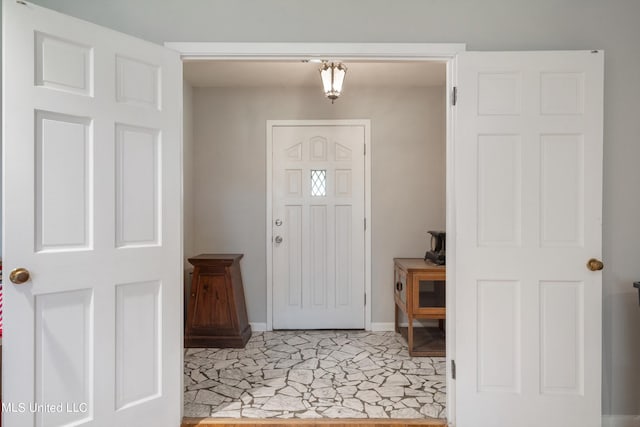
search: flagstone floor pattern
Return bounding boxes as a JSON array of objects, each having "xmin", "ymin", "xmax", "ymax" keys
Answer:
[{"xmin": 184, "ymin": 330, "xmax": 446, "ymax": 419}]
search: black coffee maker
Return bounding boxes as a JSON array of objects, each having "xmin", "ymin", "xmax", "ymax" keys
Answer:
[{"xmin": 425, "ymin": 230, "xmax": 446, "ymax": 265}]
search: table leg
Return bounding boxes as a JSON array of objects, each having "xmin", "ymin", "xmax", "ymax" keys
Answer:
[
  {"xmin": 395, "ymin": 303, "xmax": 399, "ymax": 333},
  {"xmin": 408, "ymin": 316, "xmax": 414, "ymax": 356}
]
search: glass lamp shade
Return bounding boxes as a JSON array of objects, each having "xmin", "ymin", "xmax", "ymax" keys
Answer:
[{"xmin": 319, "ymin": 62, "xmax": 347, "ymax": 102}]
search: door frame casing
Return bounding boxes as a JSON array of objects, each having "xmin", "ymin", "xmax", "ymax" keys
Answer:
[
  {"xmin": 166, "ymin": 41, "xmax": 465, "ymax": 424},
  {"xmin": 266, "ymin": 119, "xmax": 371, "ymax": 330}
]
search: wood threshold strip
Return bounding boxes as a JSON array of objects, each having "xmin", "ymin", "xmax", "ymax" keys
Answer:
[{"xmin": 182, "ymin": 417, "xmax": 447, "ymax": 427}]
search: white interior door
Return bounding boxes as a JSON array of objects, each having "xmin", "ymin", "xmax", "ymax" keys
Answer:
[
  {"xmin": 455, "ymin": 51, "xmax": 604, "ymax": 427},
  {"xmin": 3, "ymin": 2, "xmax": 182, "ymax": 426},
  {"xmin": 271, "ymin": 122, "xmax": 366, "ymax": 329}
]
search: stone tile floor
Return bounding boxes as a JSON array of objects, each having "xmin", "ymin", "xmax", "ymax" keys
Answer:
[{"xmin": 184, "ymin": 330, "xmax": 446, "ymax": 419}]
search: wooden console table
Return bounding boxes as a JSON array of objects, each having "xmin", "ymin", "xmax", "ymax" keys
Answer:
[
  {"xmin": 185, "ymin": 254, "xmax": 251, "ymax": 348},
  {"xmin": 394, "ymin": 258, "xmax": 446, "ymax": 357}
]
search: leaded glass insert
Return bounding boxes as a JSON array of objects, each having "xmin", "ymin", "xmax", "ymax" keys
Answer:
[{"xmin": 311, "ymin": 169, "xmax": 326, "ymax": 197}]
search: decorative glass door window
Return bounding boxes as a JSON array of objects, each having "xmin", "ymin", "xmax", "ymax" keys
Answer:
[{"xmin": 311, "ymin": 170, "xmax": 326, "ymax": 197}]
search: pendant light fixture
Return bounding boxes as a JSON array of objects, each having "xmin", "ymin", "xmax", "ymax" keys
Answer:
[{"xmin": 319, "ymin": 62, "xmax": 347, "ymax": 103}]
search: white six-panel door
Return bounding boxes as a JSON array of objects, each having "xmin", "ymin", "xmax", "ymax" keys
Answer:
[
  {"xmin": 455, "ymin": 51, "xmax": 604, "ymax": 427},
  {"xmin": 3, "ymin": 2, "xmax": 182, "ymax": 426},
  {"xmin": 271, "ymin": 123, "xmax": 366, "ymax": 329}
]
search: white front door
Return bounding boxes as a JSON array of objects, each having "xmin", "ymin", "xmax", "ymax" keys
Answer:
[
  {"xmin": 3, "ymin": 2, "xmax": 182, "ymax": 426},
  {"xmin": 455, "ymin": 51, "xmax": 604, "ymax": 427},
  {"xmin": 270, "ymin": 122, "xmax": 367, "ymax": 329}
]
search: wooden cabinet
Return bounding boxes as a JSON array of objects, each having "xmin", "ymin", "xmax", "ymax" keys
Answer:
[
  {"xmin": 394, "ymin": 258, "xmax": 446, "ymax": 356},
  {"xmin": 185, "ymin": 254, "xmax": 251, "ymax": 348}
]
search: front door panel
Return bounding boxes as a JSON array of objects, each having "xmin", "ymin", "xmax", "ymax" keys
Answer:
[{"xmin": 272, "ymin": 124, "xmax": 366, "ymax": 329}]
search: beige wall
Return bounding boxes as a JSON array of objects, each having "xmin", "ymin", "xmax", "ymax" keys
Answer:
[
  {"xmin": 183, "ymin": 81, "xmax": 196, "ymax": 266},
  {"xmin": 189, "ymin": 85, "xmax": 446, "ymax": 325}
]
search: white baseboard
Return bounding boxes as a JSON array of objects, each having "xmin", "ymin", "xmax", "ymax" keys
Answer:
[
  {"xmin": 370, "ymin": 322, "xmax": 395, "ymax": 331},
  {"xmin": 370, "ymin": 321, "xmax": 441, "ymax": 331},
  {"xmin": 252, "ymin": 322, "xmax": 407, "ymax": 332},
  {"xmin": 249, "ymin": 322, "xmax": 267, "ymax": 332},
  {"xmin": 603, "ymin": 415, "xmax": 640, "ymax": 427}
]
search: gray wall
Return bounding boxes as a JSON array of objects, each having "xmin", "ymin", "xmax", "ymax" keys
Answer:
[
  {"xmin": 7, "ymin": 0, "xmax": 640, "ymax": 416},
  {"xmin": 190, "ymin": 85, "xmax": 445, "ymax": 326}
]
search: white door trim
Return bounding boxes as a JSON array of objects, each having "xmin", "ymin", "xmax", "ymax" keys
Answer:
[
  {"xmin": 166, "ymin": 41, "xmax": 465, "ymax": 424},
  {"xmin": 165, "ymin": 42, "xmax": 465, "ymax": 61},
  {"xmin": 267, "ymin": 120, "xmax": 371, "ymax": 331}
]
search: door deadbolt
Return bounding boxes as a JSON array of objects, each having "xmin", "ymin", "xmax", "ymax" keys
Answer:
[
  {"xmin": 274, "ymin": 235, "xmax": 283, "ymax": 244},
  {"xmin": 275, "ymin": 219, "xmax": 283, "ymax": 226}
]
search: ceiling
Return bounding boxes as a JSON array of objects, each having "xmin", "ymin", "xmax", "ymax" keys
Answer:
[{"xmin": 183, "ymin": 60, "xmax": 446, "ymax": 88}]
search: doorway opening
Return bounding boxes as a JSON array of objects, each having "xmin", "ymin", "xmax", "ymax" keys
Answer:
[
  {"xmin": 179, "ymin": 52, "xmax": 455, "ymax": 422},
  {"xmin": 2, "ymin": 4, "xmax": 606, "ymax": 424}
]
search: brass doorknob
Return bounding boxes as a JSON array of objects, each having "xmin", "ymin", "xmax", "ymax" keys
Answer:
[
  {"xmin": 587, "ymin": 258, "xmax": 604, "ymax": 271},
  {"xmin": 9, "ymin": 267, "xmax": 31, "ymax": 284}
]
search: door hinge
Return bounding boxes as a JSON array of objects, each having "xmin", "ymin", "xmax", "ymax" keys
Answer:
[
  {"xmin": 364, "ymin": 218, "xmax": 367, "ymax": 230},
  {"xmin": 364, "ymin": 293, "xmax": 367, "ymax": 306},
  {"xmin": 364, "ymin": 144, "xmax": 366, "ymax": 155},
  {"xmin": 451, "ymin": 359, "xmax": 456, "ymax": 379},
  {"xmin": 452, "ymin": 86, "xmax": 458, "ymax": 106}
]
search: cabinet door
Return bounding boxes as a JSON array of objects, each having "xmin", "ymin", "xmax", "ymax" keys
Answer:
[
  {"xmin": 412, "ymin": 272, "xmax": 446, "ymax": 317},
  {"xmin": 191, "ymin": 271, "xmax": 235, "ymax": 335}
]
